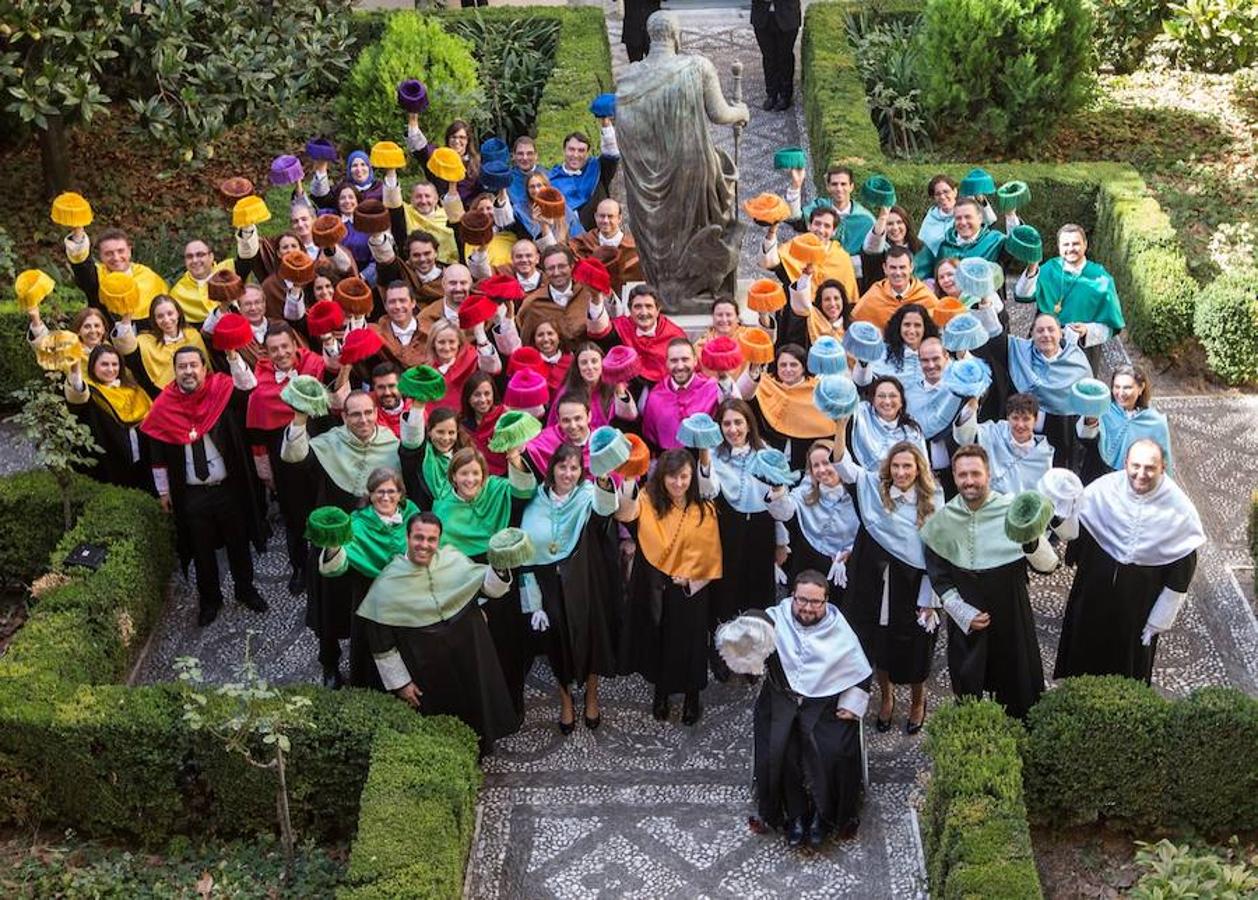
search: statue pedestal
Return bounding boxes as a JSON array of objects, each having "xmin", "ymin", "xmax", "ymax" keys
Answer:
[{"xmin": 646, "ymin": 277, "xmax": 761, "ymax": 339}]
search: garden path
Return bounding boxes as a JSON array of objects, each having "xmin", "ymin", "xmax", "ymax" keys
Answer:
[{"xmin": 5, "ymin": 8, "xmax": 1254, "ymax": 899}]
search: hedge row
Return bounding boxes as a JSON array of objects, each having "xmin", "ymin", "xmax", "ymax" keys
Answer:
[
  {"xmin": 1023, "ymin": 676, "xmax": 1258, "ymax": 837},
  {"xmin": 0, "ymin": 472, "xmax": 482, "ymax": 898},
  {"xmin": 802, "ymin": 0, "xmax": 1235, "ymax": 378},
  {"xmin": 923, "ymin": 700, "xmax": 1043, "ymax": 899}
]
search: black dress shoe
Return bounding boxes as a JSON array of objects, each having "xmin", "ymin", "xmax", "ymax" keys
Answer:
[
  {"xmin": 774, "ymin": 94, "xmax": 792, "ymax": 112},
  {"xmin": 710, "ymin": 651, "xmax": 732, "ymax": 683},
  {"xmin": 681, "ymin": 691, "xmax": 703, "ymax": 726},
  {"xmin": 321, "ymin": 669, "xmax": 344, "ymax": 690},
  {"xmin": 906, "ymin": 716, "xmax": 925, "ymax": 735},
  {"xmin": 652, "ymin": 690, "xmax": 670, "ymax": 721},
  {"xmin": 237, "ymin": 591, "xmax": 268, "ymax": 613},
  {"xmin": 837, "ymin": 817, "xmax": 860, "ymax": 841},
  {"xmin": 762, "ymin": 94, "xmax": 778, "ymax": 111},
  {"xmin": 785, "ymin": 817, "xmax": 806, "ymax": 848},
  {"xmin": 559, "ymin": 717, "xmax": 576, "ymax": 736},
  {"xmin": 584, "ymin": 711, "xmax": 602, "ymax": 731},
  {"xmin": 287, "ymin": 569, "xmax": 305, "ymax": 595},
  {"xmin": 807, "ymin": 813, "xmax": 829, "ymax": 849},
  {"xmin": 197, "ymin": 604, "xmax": 221, "ymax": 627},
  {"xmin": 875, "ymin": 715, "xmax": 892, "ymax": 733}
]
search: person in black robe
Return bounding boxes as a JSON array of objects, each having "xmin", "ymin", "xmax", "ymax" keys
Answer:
[
  {"xmin": 357, "ymin": 512, "xmax": 521, "ymax": 757},
  {"xmin": 519, "ymin": 445, "xmax": 625, "ymax": 733},
  {"xmin": 619, "ymin": 449, "xmax": 723, "ymax": 726},
  {"xmin": 717, "ymin": 570, "xmax": 872, "ymax": 847},
  {"xmin": 923, "ymin": 445, "xmax": 1054, "ymax": 720},
  {"xmin": 140, "ymin": 347, "xmax": 268, "ymax": 626},
  {"xmin": 281, "ymin": 390, "xmax": 403, "ymax": 688},
  {"xmin": 622, "ymin": 0, "xmax": 661, "ymax": 62},
  {"xmin": 64, "ymin": 347, "xmax": 154, "ymax": 492},
  {"xmin": 1054, "ymin": 440, "xmax": 1204, "ymax": 684}
]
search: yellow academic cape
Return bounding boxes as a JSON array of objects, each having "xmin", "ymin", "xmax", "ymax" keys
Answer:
[
  {"xmin": 169, "ymin": 259, "xmax": 235, "ymax": 324},
  {"xmin": 403, "ymin": 204, "xmax": 459, "ymax": 263},
  {"xmin": 779, "ymin": 236, "xmax": 859, "ymax": 307},
  {"xmin": 851, "ymin": 279, "xmax": 939, "ymax": 331}
]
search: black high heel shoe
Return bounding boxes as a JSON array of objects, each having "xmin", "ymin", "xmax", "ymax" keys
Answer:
[
  {"xmin": 584, "ymin": 710, "xmax": 602, "ymax": 730},
  {"xmin": 559, "ymin": 716, "xmax": 576, "ymax": 736},
  {"xmin": 652, "ymin": 689, "xmax": 670, "ymax": 721}
]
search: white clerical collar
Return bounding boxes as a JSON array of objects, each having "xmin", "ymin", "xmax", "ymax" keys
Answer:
[
  {"xmin": 598, "ymin": 230, "xmax": 624, "ymax": 247},
  {"xmin": 391, "ymin": 319, "xmax": 418, "ymax": 342},
  {"xmin": 669, "ymin": 374, "xmax": 694, "ymax": 392},
  {"xmin": 541, "ymin": 349, "xmax": 563, "ymax": 364},
  {"xmin": 418, "ymin": 266, "xmax": 442, "ymax": 284},
  {"xmin": 875, "ymin": 414, "xmax": 899, "ymax": 430},
  {"xmin": 889, "ymin": 485, "xmax": 916, "ymax": 503},
  {"xmin": 730, "ymin": 444, "xmax": 752, "ymax": 457},
  {"xmin": 1062, "ymin": 258, "xmax": 1086, "ymax": 275},
  {"xmin": 955, "ymin": 230, "xmax": 979, "ymax": 246},
  {"xmin": 191, "ymin": 271, "xmax": 212, "ymax": 286},
  {"xmin": 636, "ymin": 323, "xmax": 658, "ymax": 338},
  {"xmin": 518, "ymin": 271, "xmax": 541, "ymax": 291},
  {"xmin": 162, "ymin": 332, "xmax": 183, "ymax": 345},
  {"xmin": 550, "ymin": 283, "xmax": 573, "ymax": 306},
  {"xmin": 834, "ymin": 201, "xmax": 853, "ymax": 217},
  {"xmin": 921, "ymin": 376, "xmax": 943, "ymax": 391},
  {"xmin": 376, "ymin": 510, "xmax": 403, "ymax": 525},
  {"xmin": 274, "ymin": 367, "xmax": 296, "ymax": 383},
  {"xmin": 562, "ymin": 165, "xmax": 582, "ymax": 177},
  {"xmin": 1009, "ymin": 432, "xmax": 1036, "ymax": 454}
]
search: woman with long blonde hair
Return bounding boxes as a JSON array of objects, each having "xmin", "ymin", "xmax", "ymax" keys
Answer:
[{"xmin": 831, "ymin": 421, "xmax": 943, "ymax": 736}]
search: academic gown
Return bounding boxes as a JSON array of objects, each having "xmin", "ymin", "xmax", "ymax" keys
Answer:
[
  {"xmin": 1054, "ymin": 527, "xmax": 1197, "ymax": 683},
  {"xmin": 360, "ymin": 598, "xmax": 520, "ymax": 748},
  {"xmin": 523, "ymin": 510, "xmax": 625, "ymax": 686},
  {"xmin": 786, "ymin": 478, "xmax": 860, "ymax": 596},
  {"xmin": 754, "ymin": 649, "xmax": 866, "ymax": 829},
  {"xmin": 843, "ymin": 482, "xmax": 938, "ymax": 685},
  {"xmin": 67, "ymin": 387, "xmax": 154, "ymax": 492},
  {"xmin": 626, "ymin": 534, "xmax": 713, "ymax": 696}
]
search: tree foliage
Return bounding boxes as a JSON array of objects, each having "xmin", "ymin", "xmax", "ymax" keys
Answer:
[{"xmin": 920, "ymin": 0, "xmax": 1096, "ymax": 151}]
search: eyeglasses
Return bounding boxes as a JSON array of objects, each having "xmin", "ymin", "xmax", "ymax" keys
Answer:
[
  {"xmin": 372, "ymin": 488, "xmax": 400, "ymax": 496},
  {"xmin": 792, "ymin": 596, "xmax": 828, "ymax": 608}
]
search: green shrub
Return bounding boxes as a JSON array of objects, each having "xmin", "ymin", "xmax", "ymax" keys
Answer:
[
  {"xmin": 1165, "ymin": 0, "xmax": 1258, "ymax": 73},
  {"xmin": 920, "ymin": 0, "xmax": 1096, "ymax": 152},
  {"xmin": 1091, "ymin": 0, "xmax": 1171, "ymax": 74},
  {"xmin": 335, "ymin": 13, "xmax": 483, "ymax": 155},
  {"xmin": 1024, "ymin": 676, "xmax": 1171, "ymax": 828},
  {"xmin": 1164, "ymin": 687, "xmax": 1258, "ymax": 835},
  {"xmin": 0, "ymin": 470, "xmax": 97, "ymax": 586},
  {"xmin": 843, "ymin": 8, "xmax": 931, "ymax": 157},
  {"xmin": 447, "ymin": 12, "xmax": 561, "ymax": 145},
  {"xmin": 1192, "ymin": 267, "xmax": 1258, "ymax": 385},
  {"xmin": 923, "ymin": 700, "xmax": 1042, "ymax": 898}
]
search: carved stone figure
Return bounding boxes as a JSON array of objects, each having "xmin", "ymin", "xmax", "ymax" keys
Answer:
[{"xmin": 616, "ymin": 12, "xmax": 750, "ymax": 313}]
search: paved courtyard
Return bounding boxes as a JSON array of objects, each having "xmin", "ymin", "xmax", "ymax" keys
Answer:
[{"xmin": 1, "ymin": 7, "xmax": 1251, "ymax": 899}]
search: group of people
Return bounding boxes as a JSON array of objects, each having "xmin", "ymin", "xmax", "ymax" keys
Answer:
[{"xmin": 18, "ymin": 101, "xmax": 1207, "ymax": 847}]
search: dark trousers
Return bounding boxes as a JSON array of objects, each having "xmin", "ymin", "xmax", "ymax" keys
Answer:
[
  {"xmin": 183, "ymin": 484, "xmax": 256, "ymax": 613},
  {"xmin": 753, "ymin": 21, "xmax": 798, "ymax": 101}
]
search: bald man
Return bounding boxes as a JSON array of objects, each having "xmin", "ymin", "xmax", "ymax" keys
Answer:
[
  {"xmin": 569, "ymin": 198, "xmax": 643, "ymax": 294},
  {"xmin": 417, "ymin": 263, "xmax": 521, "ymax": 356}
]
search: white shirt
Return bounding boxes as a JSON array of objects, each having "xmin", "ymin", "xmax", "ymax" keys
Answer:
[
  {"xmin": 390, "ymin": 318, "xmax": 419, "ymax": 344},
  {"xmin": 549, "ymin": 283, "xmax": 574, "ymax": 308},
  {"xmin": 184, "ymin": 433, "xmax": 227, "ymax": 485}
]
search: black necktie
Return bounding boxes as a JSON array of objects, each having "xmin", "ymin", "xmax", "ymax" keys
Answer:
[{"xmin": 191, "ymin": 437, "xmax": 210, "ymax": 482}]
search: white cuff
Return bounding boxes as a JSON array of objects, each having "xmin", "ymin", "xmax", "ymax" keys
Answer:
[
  {"xmin": 373, "ymin": 649, "xmax": 411, "ymax": 691},
  {"xmin": 1145, "ymin": 587, "xmax": 1187, "ymax": 633},
  {"xmin": 483, "ymin": 565, "xmax": 512, "ymax": 598},
  {"xmin": 941, "ymin": 588, "xmax": 981, "ymax": 634},
  {"xmin": 279, "ymin": 422, "xmax": 310, "ymax": 463},
  {"xmin": 1025, "ymin": 535, "xmax": 1058, "ymax": 574},
  {"xmin": 836, "ymin": 686, "xmax": 870, "ymax": 718}
]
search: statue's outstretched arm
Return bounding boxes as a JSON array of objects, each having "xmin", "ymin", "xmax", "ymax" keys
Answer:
[{"xmin": 699, "ymin": 58, "xmax": 749, "ymax": 127}]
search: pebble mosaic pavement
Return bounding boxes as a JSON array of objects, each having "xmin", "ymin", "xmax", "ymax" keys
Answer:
[{"xmin": 2, "ymin": 7, "xmax": 1255, "ymax": 899}]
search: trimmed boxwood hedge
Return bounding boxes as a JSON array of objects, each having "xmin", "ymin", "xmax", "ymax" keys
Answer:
[
  {"xmin": 0, "ymin": 472, "xmax": 482, "ymax": 898},
  {"xmin": 923, "ymin": 700, "xmax": 1042, "ymax": 898},
  {"xmin": 1023, "ymin": 676, "xmax": 1258, "ymax": 837},
  {"xmin": 801, "ymin": 0, "xmax": 1222, "ymax": 371}
]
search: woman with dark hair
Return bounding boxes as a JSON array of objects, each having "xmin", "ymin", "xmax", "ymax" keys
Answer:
[
  {"xmin": 26, "ymin": 303, "xmax": 110, "ymax": 357},
  {"xmin": 787, "ymin": 277, "xmax": 851, "ymax": 348},
  {"xmin": 832, "ymin": 428, "xmax": 942, "ymax": 734},
  {"xmin": 739, "ymin": 342, "xmax": 836, "ymax": 471},
  {"xmin": 519, "ymin": 443, "xmax": 625, "ymax": 733},
  {"xmin": 787, "ymin": 438, "xmax": 859, "ymax": 593},
  {"xmin": 695, "ymin": 297, "xmax": 752, "ymax": 381},
  {"xmin": 703, "ymin": 397, "xmax": 796, "ymax": 679},
  {"xmin": 399, "ymin": 403, "xmax": 472, "ymax": 510},
  {"xmin": 918, "ymin": 175, "xmax": 957, "ymax": 255},
  {"xmin": 63, "ymin": 344, "xmax": 154, "ymax": 491},
  {"xmin": 114, "ymin": 294, "xmax": 209, "ymax": 395},
  {"xmin": 861, "ymin": 204, "xmax": 923, "ymax": 287},
  {"xmin": 316, "ymin": 467, "xmax": 418, "ymax": 688},
  {"xmin": 1077, "ymin": 363, "xmax": 1172, "ymax": 484},
  {"xmin": 407, "ymin": 116, "xmax": 482, "ymax": 206},
  {"xmin": 433, "ymin": 445, "xmax": 538, "ymax": 715},
  {"xmin": 529, "ymin": 320, "xmax": 574, "ymax": 394},
  {"xmin": 618, "ymin": 448, "xmax": 723, "ymax": 725},
  {"xmin": 853, "ymin": 303, "xmax": 938, "ymax": 385},
  {"xmin": 459, "ymin": 370, "xmax": 507, "ymax": 475},
  {"xmin": 552, "ymin": 342, "xmax": 636, "ymax": 429},
  {"xmin": 847, "ymin": 375, "xmax": 927, "ymax": 470}
]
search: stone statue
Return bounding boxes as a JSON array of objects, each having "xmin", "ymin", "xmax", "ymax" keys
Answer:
[{"xmin": 615, "ymin": 12, "xmax": 750, "ymax": 313}]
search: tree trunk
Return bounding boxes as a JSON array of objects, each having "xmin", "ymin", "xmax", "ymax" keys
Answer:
[
  {"xmin": 39, "ymin": 114, "xmax": 71, "ymax": 199},
  {"xmin": 274, "ymin": 747, "xmax": 296, "ymax": 875}
]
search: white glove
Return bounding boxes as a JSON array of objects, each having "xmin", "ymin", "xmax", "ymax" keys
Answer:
[
  {"xmin": 236, "ymin": 225, "xmax": 259, "ymax": 260},
  {"xmin": 774, "ymin": 564, "xmax": 788, "ymax": 585},
  {"xmin": 917, "ymin": 608, "xmax": 940, "ymax": 633},
  {"xmin": 530, "ymin": 609, "xmax": 550, "ymax": 632},
  {"xmin": 368, "ymin": 231, "xmax": 395, "ymax": 264},
  {"xmin": 827, "ymin": 555, "xmax": 848, "ymax": 588}
]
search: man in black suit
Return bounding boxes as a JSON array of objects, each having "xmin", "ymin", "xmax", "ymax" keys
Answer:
[{"xmin": 751, "ymin": 0, "xmax": 802, "ymax": 112}]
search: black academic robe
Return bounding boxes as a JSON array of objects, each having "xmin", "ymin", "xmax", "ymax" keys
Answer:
[
  {"xmin": 311, "ymin": 566, "xmax": 382, "ymax": 690},
  {"xmin": 1054, "ymin": 526, "xmax": 1198, "ymax": 684},
  {"xmin": 67, "ymin": 390, "xmax": 154, "ymax": 493},
  {"xmin": 976, "ymin": 335, "xmax": 1082, "ymax": 469},
  {"xmin": 523, "ymin": 512, "xmax": 625, "ymax": 686},
  {"xmin": 926, "ymin": 549, "xmax": 1044, "ymax": 720},
  {"xmin": 147, "ymin": 390, "xmax": 269, "ymax": 570},
  {"xmin": 626, "ymin": 522, "xmax": 711, "ymax": 696},
  {"xmin": 710, "ymin": 495, "xmax": 779, "ymax": 627},
  {"xmin": 753, "ymin": 639, "xmax": 867, "ymax": 830},
  {"xmin": 361, "ymin": 598, "xmax": 521, "ymax": 750}
]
